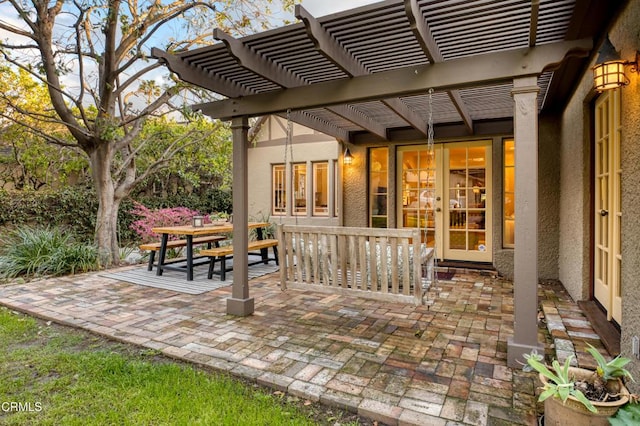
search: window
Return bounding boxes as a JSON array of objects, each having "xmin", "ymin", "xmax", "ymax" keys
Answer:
[
  {"xmin": 313, "ymin": 162, "xmax": 329, "ymax": 216},
  {"xmin": 292, "ymin": 163, "xmax": 307, "ymax": 215},
  {"xmin": 369, "ymin": 147, "xmax": 388, "ymax": 228},
  {"xmin": 503, "ymin": 140, "xmax": 515, "ymax": 248},
  {"xmin": 272, "ymin": 164, "xmax": 286, "ymax": 215},
  {"xmin": 272, "ymin": 160, "xmax": 337, "ymax": 219}
]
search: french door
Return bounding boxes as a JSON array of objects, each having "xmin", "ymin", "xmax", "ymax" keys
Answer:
[
  {"xmin": 397, "ymin": 141, "xmax": 492, "ymax": 262},
  {"xmin": 594, "ymin": 89, "xmax": 622, "ymax": 323}
]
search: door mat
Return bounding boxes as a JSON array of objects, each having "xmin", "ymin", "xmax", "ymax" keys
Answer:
[{"xmin": 435, "ymin": 271, "xmax": 455, "ymax": 280}]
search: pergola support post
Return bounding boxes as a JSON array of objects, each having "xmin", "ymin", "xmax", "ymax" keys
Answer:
[
  {"xmin": 507, "ymin": 76, "xmax": 544, "ymax": 367},
  {"xmin": 226, "ymin": 116, "xmax": 254, "ymax": 316}
]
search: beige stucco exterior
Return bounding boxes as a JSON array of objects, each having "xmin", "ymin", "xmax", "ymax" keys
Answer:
[
  {"xmin": 248, "ymin": 116, "xmax": 341, "ymax": 226},
  {"xmin": 557, "ymin": 0, "xmax": 640, "ymax": 391}
]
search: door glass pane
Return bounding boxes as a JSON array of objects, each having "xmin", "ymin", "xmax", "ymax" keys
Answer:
[
  {"xmin": 449, "ymin": 231, "xmax": 466, "ymax": 250},
  {"xmin": 448, "ymin": 145, "xmax": 487, "ymax": 252},
  {"xmin": 449, "ymin": 148, "xmax": 466, "ymax": 169},
  {"xmin": 400, "ymin": 147, "xmax": 436, "ymax": 245},
  {"xmin": 468, "ymin": 147, "xmax": 486, "ymax": 167},
  {"xmin": 469, "ymin": 232, "xmax": 486, "ymax": 251},
  {"xmin": 449, "ymin": 210, "xmax": 466, "ymax": 229}
]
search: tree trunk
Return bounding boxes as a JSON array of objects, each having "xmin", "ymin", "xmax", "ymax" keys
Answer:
[{"xmin": 90, "ymin": 144, "xmax": 121, "ymax": 266}]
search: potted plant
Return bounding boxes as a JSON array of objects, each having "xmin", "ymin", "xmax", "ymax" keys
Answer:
[{"xmin": 524, "ymin": 345, "xmax": 634, "ymax": 426}]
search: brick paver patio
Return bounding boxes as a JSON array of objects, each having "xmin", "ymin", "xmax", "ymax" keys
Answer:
[{"xmin": 0, "ymin": 266, "xmax": 606, "ymax": 425}]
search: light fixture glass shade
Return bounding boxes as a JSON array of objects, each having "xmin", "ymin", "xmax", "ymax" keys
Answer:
[
  {"xmin": 343, "ymin": 148, "xmax": 353, "ymax": 165},
  {"xmin": 593, "ymin": 61, "xmax": 627, "ymax": 91},
  {"xmin": 593, "ymin": 36, "xmax": 629, "ymax": 92}
]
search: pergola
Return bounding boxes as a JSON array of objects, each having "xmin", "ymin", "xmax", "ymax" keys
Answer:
[{"xmin": 153, "ymin": 0, "xmax": 616, "ymax": 367}]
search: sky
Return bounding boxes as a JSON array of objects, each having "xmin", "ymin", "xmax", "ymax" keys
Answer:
[{"xmin": 299, "ymin": 0, "xmax": 379, "ymax": 16}]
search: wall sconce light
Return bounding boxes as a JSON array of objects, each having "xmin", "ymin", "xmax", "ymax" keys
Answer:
[
  {"xmin": 343, "ymin": 147, "xmax": 353, "ymax": 165},
  {"xmin": 593, "ymin": 36, "xmax": 639, "ymax": 92},
  {"xmin": 192, "ymin": 215, "xmax": 204, "ymax": 227}
]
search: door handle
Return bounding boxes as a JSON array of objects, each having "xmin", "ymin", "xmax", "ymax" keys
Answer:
[
  {"xmin": 600, "ymin": 209, "xmax": 609, "ymax": 217},
  {"xmin": 436, "ymin": 207, "xmax": 441, "ymax": 212}
]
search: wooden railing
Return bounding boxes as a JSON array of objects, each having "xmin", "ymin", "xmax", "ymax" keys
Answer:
[{"xmin": 276, "ymin": 225, "xmax": 434, "ymax": 304}]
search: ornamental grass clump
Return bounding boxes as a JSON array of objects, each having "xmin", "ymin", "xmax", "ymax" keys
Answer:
[{"xmin": 0, "ymin": 226, "xmax": 98, "ymax": 279}]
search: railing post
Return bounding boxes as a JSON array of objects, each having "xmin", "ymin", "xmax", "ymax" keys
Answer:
[
  {"xmin": 412, "ymin": 230, "xmax": 423, "ymax": 304},
  {"xmin": 277, "ymin": 224, "xmax": 287, "ymax": 290}
]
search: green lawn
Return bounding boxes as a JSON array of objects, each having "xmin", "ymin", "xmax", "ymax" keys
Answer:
[{"xmin": 0, "ymin": 307, "xmax": 363, "ymax": 425}]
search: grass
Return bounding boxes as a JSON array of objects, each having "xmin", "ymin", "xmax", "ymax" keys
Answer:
[{"xmin": 0, "ymin": 307, "xmax": 366, "ymax": 425}]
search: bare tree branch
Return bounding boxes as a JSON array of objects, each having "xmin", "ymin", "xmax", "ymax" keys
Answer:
[{"xmin": 113, "ymin": 61, "xmax": 162, "ymax": 98}]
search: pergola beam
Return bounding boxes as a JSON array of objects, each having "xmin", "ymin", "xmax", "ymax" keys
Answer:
[
  {"xmin": 282, "ymin": 111, "xmax": 350, "ymax": 142},
  {"xmin": 296, "ymin": 4, "xmax": 428, "ymax": 137},
  {"xmin": 214, "ymin": 28, "xmax": 387, "ymax": 139},
  {"xmin": 405, "ymin": 0, "xmax": 473, "ymax": 134},
  {"xmin": 195, "ymin": 39, "xmax": 591, "ymax": 119},
  {"xmin": 529, "ymin": 0, "xmax": 540, "ymax": 47},
  {"xmin": 151, "ymin": 48, "xmax": 243, "ymax": 98}
]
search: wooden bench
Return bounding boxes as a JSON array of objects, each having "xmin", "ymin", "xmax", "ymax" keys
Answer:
[
  {"xmin": 202, "ymin": 239, "xmax": 279, "ymax": 281},
  {"xmin": 140, "ymin": 235, "xmax": 226, "ymax": 271}
]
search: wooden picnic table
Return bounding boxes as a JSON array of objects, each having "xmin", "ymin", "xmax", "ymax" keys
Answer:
[{"xmin": 151, "ymin": 221, "xmax": 270, "ymax": 281}]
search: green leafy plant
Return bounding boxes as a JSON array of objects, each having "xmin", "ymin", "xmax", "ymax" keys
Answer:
[
  {"xmin": 609, "ymin": 400, "xmax": 640, "ymax": 425},
  {"xmin": 250, "ymin": 212, "xmax": 275, "ymax": 240},
  {"xmin": 586, "ymin": 343, "xmax": 634, "ymax": 383},
  {"xmin": 525, "ymin": 352, "xmax": 597, "ymax": 413},
  {"xmin": 0, "ymin": 226, "xmax": 98, "ymax": 279}
]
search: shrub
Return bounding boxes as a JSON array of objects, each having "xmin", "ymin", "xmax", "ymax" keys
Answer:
[
  {"xmin": 0, "ymin": 226, "xmax": 98, "ymax": 279},
  {"xmin": 0, "ymin": 186, "xmax": 233, "ymax": 246},
  {"xmin": 129, "ymin": 202, "xmax": 201, "ymax": 243},
  {"xmin": 0, "ymin": 187, "xmax": 98, "ymax": 242}
]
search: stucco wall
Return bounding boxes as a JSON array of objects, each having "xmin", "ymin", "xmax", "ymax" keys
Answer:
[
  {"xmin": 558, "ymin": 69, "xmax": 593, "ymax": 301},
  {"xmin": 247, "ymin": 117, "xmax": 340, "ymax": 226},
  {"xmin": 342, "ymin": 144, "xmax": 369, "ymax": 228},
  {"xmin": 610, "ymin": 1, "xmax": 640, "ymax": 392},
  {"xmin": 537, "ymin": 117, "xmax": 561, "ymax": 280}
]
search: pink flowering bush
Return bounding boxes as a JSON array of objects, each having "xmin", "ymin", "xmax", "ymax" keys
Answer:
[{"xmin": 130, "ymin": 202, "xmax": 200, "ymax": 243}]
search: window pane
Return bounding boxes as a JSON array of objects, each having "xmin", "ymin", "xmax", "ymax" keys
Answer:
[
  {"xmin": 313, "ymin": 162, "xmax": 329, "ymax": 216},
  {"xmin": 272, "ymin": 164, "xmax": 286, "ymax": 215},
  {"xmin": 401, "ymin": 147, "xmax": 436, "ymax": 245},
  {"xmin": 503, "ymin": 140, "xmax": 515, "ymax": 247},
  {"xmin": 293, "ymin": 163, "xmax": 307, "ymax": 215},
  {"xmin": 449, "ymin": 148, "xmax": 466, "ymax": 169},
  {"xmin": 370, "ymin": 147, "xmax": 388, "ymax": 228}
]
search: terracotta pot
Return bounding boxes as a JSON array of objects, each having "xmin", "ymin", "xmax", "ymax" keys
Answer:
[{"xmin": 540, "ymin": 366, "xmax": 629, "ymax": 426}]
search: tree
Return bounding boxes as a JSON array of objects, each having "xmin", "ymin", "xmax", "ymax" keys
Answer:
[
  {"xmin": 133, "ymin": 116, "xmax": 233, "ymax": 196},
  {"xmin": 0, "ymin": 63, "xmax": 87, "ymax": 190},
  {"xmin": 0, "ymin": 0, "xmax": 291, "ymax": 265}
]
